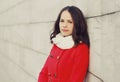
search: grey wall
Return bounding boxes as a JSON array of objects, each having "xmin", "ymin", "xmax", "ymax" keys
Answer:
[{"xmin": 0, "ymin": 0, "xmax": 120, "ymax": 82}]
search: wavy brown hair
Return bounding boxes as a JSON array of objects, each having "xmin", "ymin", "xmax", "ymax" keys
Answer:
[{"xmin": 50, "ymin": 6, "xmax": 90, "ymax": 47}]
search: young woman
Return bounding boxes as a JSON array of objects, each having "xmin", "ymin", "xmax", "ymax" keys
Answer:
[{"xmin": 38, "ymin": 6, "xmax": 90, "ymax": 82}]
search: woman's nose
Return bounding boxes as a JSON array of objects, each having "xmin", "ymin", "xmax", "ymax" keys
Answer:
[{"xmin": 63, "ymin": 22, "xmax": 67, "ymax": 27}]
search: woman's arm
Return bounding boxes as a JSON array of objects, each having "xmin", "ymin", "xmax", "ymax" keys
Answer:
[
  {"xmin": 69, "ymin": 44, "xmax": 89, "ymax": 82},
  {"xmin": 38, "ymin": 56, "xmax": 49, "ymax": 82}
]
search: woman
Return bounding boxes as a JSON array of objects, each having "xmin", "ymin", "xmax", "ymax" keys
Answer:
[{"xmin": 38, "ymin": 6, "xmax": 90, "ymax": 82}]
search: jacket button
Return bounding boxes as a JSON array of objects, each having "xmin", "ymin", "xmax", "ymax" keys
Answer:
[
  {"xmin": 54, "ymin": 73, "xmax": 57, "ymax": 78},
  {"xmin": 80, "ymin": 40, "xmax": 82, "ymax": 43},
  {"xmin": 50, "ymin": 54, "xmax": 54, "ymax": 58},
  {"xmin": 57, "ymin": 56, "xmax": 60, "ymax": 60},
  {"xmin": 48, "ymin": 73, "xmax": 51, "ymax": 76},
  {"xmin": 49, "ymin": 78, "xmax": 52, "ymax": 82}
]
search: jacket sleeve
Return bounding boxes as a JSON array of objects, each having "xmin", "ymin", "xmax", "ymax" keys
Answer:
[
  {"xmin": 69, "ymin": 44, "xmax": 89, "ymax": 82},
  {"xmin": 38, "ymin": 56, "xmax": 49, "ymax": 82}
]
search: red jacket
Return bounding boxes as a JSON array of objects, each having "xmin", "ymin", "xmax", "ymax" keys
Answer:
[{"xmin": 38, "ymin": 43, "xmax": 89, "ymax": 82}]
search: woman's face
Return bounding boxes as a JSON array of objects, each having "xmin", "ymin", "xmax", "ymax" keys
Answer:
[{"xmin": 59, "ymin": 10, "xmax": 74, "ymax": 37}]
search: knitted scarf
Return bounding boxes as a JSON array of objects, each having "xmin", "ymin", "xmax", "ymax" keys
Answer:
[{"xmin": 52, "ymin": 33, "xmax": 74, "ymax": 49}]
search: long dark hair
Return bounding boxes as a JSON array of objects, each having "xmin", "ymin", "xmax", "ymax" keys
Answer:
[{"xmin": 50, "ymin": 6, "xmax": 90, "ymax": 47}]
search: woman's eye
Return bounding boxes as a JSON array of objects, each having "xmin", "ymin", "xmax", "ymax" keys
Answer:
[
  {"xmin": 68, "ymin": 21, "xmax": 73, "ymax": 23},
  {"xmin": 60, "ymin": 20, "xmax": 64, "ymax": 22}
]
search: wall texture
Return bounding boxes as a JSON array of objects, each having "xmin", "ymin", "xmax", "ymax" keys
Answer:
[{"xmin": 0, "ymin": 0, "xmax": 120, "ymax": 82}]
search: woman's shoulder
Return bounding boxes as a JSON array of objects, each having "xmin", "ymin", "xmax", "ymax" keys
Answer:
[
  {"xmin": 74, "ymin": 42, "xmax": 89, "ymax": 57},
  {"xmin": 75, "ymin": 42, "xmax": 89, "ymax": 51}
]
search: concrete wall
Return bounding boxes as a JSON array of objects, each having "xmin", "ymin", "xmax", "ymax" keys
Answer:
[{"xmin": 0, "ymin": 0, "xmax": 120, "ymax": 82}]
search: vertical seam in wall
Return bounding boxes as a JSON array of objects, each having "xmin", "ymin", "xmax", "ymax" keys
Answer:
[{"xmin": 88, "ymin": 71, "xmax": 104, "ymax": 82}]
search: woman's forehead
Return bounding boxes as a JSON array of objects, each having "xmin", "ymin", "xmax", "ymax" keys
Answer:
[{"xmin": 60, "ymin": 10, "xmax": 72, "ymax": 20}]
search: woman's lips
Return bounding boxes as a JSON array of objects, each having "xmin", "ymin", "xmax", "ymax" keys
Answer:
[{"xmin": 62, "ymin": 29, "xmax": 69, "ymax": 32}]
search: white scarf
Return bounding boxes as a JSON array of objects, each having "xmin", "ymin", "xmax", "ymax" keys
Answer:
[{"xmin": 52, "ymin": 33, "xmax": 74, "ymax": 49}]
